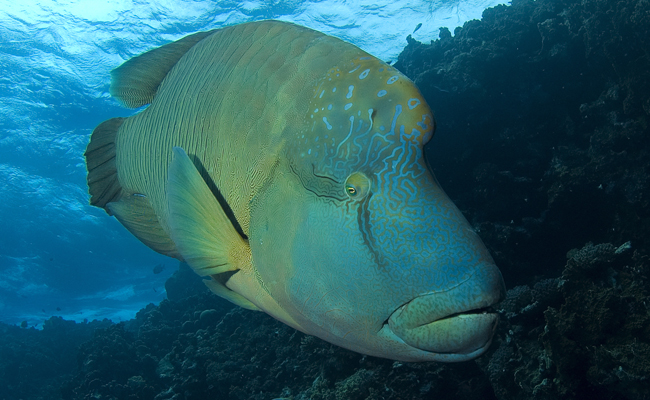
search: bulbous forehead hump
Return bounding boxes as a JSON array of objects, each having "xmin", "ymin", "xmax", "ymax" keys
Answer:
[{"xmin": 289, "ymin": 55, "xmax": 435, "ymax": 179}]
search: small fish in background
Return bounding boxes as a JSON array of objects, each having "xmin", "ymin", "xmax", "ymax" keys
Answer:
[
  {"xmin": 56, "ymin": 307, "xmax": 61, "ymax": 311},
  {"xmin": 413, "ymin": 22, "xmax": 422, "ymax": 33},
  {"xmin": 152, "ymin": 264, "xmax": 164, "ymax": 274}
]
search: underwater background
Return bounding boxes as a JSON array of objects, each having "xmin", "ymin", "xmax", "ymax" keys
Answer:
[{"xmin": 1, "ymin": 0, "xmax": 650, "ymax": 399}]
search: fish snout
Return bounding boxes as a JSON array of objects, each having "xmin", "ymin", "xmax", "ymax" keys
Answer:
[{"xmin": 385, "ymin": 263, "xmax": 505, "ymax": 360}]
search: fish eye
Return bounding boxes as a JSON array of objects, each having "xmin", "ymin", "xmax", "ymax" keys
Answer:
[
  {"xmin": 345, "ymin": 185, "xmax": 357, "ymax": 196},
  {"xmin": 344, "ymin": 172, "xmax": 370, "ymax": 199}
]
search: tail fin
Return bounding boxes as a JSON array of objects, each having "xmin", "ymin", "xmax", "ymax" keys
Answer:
[
  {"xmin": 85, "ymin": 117, "xmax": 125, "ymax": 208},
  {"xmin": 84, "ymin": 117, "xmax": 182, "ymax": 259}
]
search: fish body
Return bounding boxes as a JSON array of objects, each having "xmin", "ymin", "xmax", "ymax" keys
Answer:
[{"xmin": 85, "ymin": 20, "xmax": 504, "ymax": 362}]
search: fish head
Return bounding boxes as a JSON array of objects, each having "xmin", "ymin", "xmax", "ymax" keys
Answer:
[{"xmin": 251, "ymin": 56, "xmax": 505, "ymax": 362}]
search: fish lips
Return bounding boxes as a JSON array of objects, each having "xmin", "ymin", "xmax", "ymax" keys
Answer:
[{"xmin": 383, "ymin": 263, "xmax": 505, "ymax": 360}]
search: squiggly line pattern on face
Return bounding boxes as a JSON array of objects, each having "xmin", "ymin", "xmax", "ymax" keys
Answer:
[{"xmin": 285, "ymin": 56, "xmax": 484, "ymax": 288}]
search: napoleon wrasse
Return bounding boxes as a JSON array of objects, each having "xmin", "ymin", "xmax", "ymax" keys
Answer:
[{"xmin": 85, "ymin": 20, "xmax": 505, "ymax": 362}]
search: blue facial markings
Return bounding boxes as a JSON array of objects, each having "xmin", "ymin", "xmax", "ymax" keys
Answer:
[
  {"xmin": 356, "ymin": 118, "xmax": 364, "ymax": 132},
  {"xmin": 346, "ymin": 85, "xmax": 354, "ymax": 99},
  {"xmin": 417, "ymin": 115, "xmax": 429, "ymax": 130},
  {"xmin": 299, "ymin": 56, "xmax": 431, "ymax": 186},
  {"xmin": 390, "ymin": 104, "xmax": 402, "ymax": 134},
  {"xmin": 407, "ymin": 98, "xmax": 421, "ymax": 110},
  {"xmin": 336, "ymin": 115, "xmax": 356, "ymax": 157},
  {"xmin": 365, "ymin": 108, "xmax": 374, "ymax": 134}
]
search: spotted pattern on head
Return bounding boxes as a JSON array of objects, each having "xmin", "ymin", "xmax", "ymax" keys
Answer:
[{"xmin": 289, "ymin": 56, "xmax": 433, "ymax": 184}]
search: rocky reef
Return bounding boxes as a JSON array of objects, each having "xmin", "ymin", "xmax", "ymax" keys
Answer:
[
  {"xmin": 0, "ymin": 317, "xmax": 111, "ymax": 400},
  {"xmin": 484, "ymin": 241, "xmax": 649, "ymax": 400},
  {"xmin": 2, "ymin": 0, "xmax": 649, "ymax": 398},
  {"xmin": 394, "ymin": 0, "xmax": 650, "ymax": 288}
]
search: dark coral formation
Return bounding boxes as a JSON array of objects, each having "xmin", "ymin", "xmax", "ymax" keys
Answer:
[
  {"xmin": 485, "ymin": 241, "xmax": 650, "ymax": 400},
  {"xmin": 0, "ymin": 317, "xmax": 111, "ymax": 400},
  {"xmin": 395, "ymin": 0, "xmax": 650, "ymax": 288},
  {"xmin": 2, "ymin": 0, "xmax": 650, "ymax": 398}
]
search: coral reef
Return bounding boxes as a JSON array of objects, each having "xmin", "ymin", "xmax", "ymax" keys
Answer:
[
  {"xmin": 395, "ymin": 0, "xmax": 650, "ymax": 288},
  {"xmin": 484, "ymin": 241, "xmax": 649, "ymax": 400},
  {"xmin": 0, "ymin": 317, "xmax": 111, "ymax": 400}
]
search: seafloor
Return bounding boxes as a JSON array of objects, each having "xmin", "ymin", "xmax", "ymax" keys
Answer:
[{"xmin": 2, "ymin": 0, "xmax": 649, "ymax": 398}]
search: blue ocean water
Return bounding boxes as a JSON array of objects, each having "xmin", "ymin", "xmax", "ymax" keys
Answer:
[{"xmin": 0, "ymin": 0, "xmax": 503, "ymax": 327}]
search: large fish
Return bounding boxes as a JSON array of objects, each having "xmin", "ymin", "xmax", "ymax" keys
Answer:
[{"xmin": 85, "ymin": 20, "xmax": 505, "ymax": 362}]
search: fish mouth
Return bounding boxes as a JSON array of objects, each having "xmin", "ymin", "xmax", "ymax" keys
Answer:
[{"xmin": 384, "ymin": 264, "xmax": 505, "ymax": 360}]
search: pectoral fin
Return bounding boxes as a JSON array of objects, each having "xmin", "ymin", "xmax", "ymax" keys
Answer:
[{"xmin": 167, "ymin": 146, "xmax": 259, "ymax": 310}]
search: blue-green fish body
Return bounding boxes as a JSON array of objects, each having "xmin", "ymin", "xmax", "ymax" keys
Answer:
[{"xmin": 85, "ymin": 20, "xmax": 504, "ymax": 362}]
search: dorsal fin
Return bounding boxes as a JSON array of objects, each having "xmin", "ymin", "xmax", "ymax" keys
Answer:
[{"xmin": 109, "ymin": 30, "xmax": 215, "ymax": 108}]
